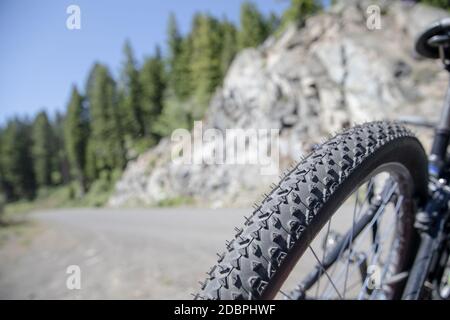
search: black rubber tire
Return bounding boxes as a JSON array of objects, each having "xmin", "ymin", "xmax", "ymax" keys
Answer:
[{"xmin": 196, "ymin": 122, "xmax": 428, "ymax": 300}]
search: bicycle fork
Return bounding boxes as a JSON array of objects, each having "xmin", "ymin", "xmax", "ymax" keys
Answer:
[{"xmin": 402, "ymin": 180, "xmax": 450, "ymax": 299}]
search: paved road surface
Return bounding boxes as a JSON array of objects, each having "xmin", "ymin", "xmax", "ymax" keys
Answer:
[{"xmin": 0, "ymin": 208, "xmax": 248, "ymax": 299}]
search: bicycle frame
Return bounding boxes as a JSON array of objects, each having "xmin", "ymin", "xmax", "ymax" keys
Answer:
[
  {"xmin": 429, "ymin": 74, "xmax": 450, "ymax": 177},
  {"xmin": 402, "ymin": 74, "xmax": 450, "ymax": 299}
]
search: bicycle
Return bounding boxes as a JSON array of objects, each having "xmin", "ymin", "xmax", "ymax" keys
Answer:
[{"xmin": 195, "ymin": 18, "xmax": 450, "ymax": 300}]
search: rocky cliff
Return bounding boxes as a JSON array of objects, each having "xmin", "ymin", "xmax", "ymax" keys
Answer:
[{"xmin": 109, "ymin": 0, "xmax": 449, "ymax": 208}]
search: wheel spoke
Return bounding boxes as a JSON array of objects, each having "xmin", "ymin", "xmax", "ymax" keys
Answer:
[
  {"xmin": 343, "ymin": 189, "xmax": 359, "ymax": 298},
  {"xmin": 315, "ymin": 217, "xmax": 332, "ymax": 298},
  {"xmin": 309, "ymin": 245, "xmax": 343, "ymax": 299},
  {"xmin": 279, "ymin": 290, "xmax": 293, "ymax": 300}
]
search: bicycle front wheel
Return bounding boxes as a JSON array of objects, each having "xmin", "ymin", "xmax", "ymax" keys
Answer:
[{"xmin": 196, "ymin": 121, "xmax": 428, "ymax": 300}]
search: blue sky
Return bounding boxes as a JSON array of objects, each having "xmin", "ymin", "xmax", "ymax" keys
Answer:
[{"xmin": 0, "ymin": 0, "xmax": 330, "ymax": 124}]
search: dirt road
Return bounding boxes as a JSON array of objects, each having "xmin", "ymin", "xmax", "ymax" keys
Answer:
[
  {"xmin": 0, "ymin": 203, "xmax": 393, "ymax": 300},
  {"xmin": 0, "ymin": 208, "xmax": 247, "ymax": 299}
]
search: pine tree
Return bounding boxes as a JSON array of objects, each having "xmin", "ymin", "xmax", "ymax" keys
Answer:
[
  {"xmin": 31, "ymin": 111, "xmax": 54, "ymax": 187},
  {"xmin": 167, "ymin": 13, "xmax": 182, "ymax": 70},
  {"xmin": 52, "ymin": 111, "xmax": 71, "ymax": 185},
  {"xmin": 190, "ymin": 14, "xmax": 223, "ymax": 107},
  {"xmin": 89, "ymin": 64, "xmax": 126, "ymax": 176},
  {"xmin": 120, "ymin": 40, "xmax": 145, "ymax": 138},
  {"xmin": 175, "ymin": 36, "xmax": 194, "ymax": 100},
  {"xmin": 1, "ymin": 119, "xmax": 36, "ymax": 200},
  {"xmin": 167, "ymin": 13, "xmax": 193, "ymax": 100},
  {"xmin": 266, "ymin": 11, "xmax": 281, "ymax": 34},
  {"xmin": 0, "ymin": 125, "xmax": 14, "ymax": 201},
  {"xmin": 167, "ymin": 13, "xmax": 182, "ymax": 92},
  {"xmin": 64, "ymin": 86, "xmax": 89, "ymax": 193},
  {"xmin": 220, "ymin": 19, "xmax": 238, "ymax": 77},
  {"xmin": 140, "ymin": 46, "xmax": 167, "ymax": 140},
  {"xmin": 0, "ymin": 128, "xmax": 6, "ymax": 202},
  {"xmin": 85, "ymin": 63, "xmax": 101, "ymax": 104},
  {"xmin": 85, "ymin": 139, "xmax": 98, "ymax": 183},
  {"xmin": 281, "ymin": 0, "xmax": 322, "ymax": 28},
  {"xmin": 238, "ymin": 1, "xmax": 269, "ymax": 49}
]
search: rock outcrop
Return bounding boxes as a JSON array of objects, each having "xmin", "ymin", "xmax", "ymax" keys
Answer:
[{"xmin": 109, "ymin": 0, "xmax": 449, "ymax": 207}]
